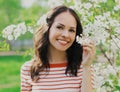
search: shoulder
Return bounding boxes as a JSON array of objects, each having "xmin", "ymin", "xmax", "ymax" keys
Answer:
[
  {"xmin": 21, "ymin": 59, "xmax": 34, "ymax": 72},
  {"xmin": 20, "ymin": 59, "xmax": 34, "ymax": 81}
]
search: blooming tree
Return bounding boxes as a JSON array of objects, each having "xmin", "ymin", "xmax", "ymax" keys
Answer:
[
  {"xmin": 68, "ymin": 0, "xmax": 120, "ymax": 91},
  {"xmin": 2, "ymin": 0, "xmax": 120, "ymax": 91}
]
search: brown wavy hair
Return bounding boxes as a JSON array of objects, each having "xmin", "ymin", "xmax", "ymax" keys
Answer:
[{"xmin": 31, "ymin": 5, "xmax": 83, "ymax": 82}]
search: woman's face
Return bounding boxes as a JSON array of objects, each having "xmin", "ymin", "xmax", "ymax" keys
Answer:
[{"xmin": 49, "ymin": 11, "xmax": 77, "ymax": 51}]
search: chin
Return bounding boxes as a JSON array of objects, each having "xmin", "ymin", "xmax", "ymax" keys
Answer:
[{"xmin": 55, "ymin": 46, "xmax": 70, "ymax": 51}]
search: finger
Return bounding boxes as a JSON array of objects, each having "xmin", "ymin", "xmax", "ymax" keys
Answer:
[
  {"xmin": 89, "ymin": 41, "xmax": 94, "ymax": 45},
  {"xmin": 83, "ymin": 46, "xmax": 92, "ymax": 53},
  {"xmin": 83, "ymin": 44, "xmax": 95, "ymax": 52},
  {"xmin": 83, "ymin": 45, "xmax": 96, "ymax": 56},
  {"xmin": 82, "ymin": 37, "xmax": 94, "ymax": 45},
  {"xmin": 84, "ymin": 42, "xmax": 95, "ymax": 48}
]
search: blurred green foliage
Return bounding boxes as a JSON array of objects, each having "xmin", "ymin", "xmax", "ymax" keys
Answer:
[
  {"xmin": 0, "ymin": 0, "xmax": 48, "ymax": 51},
  {"xmin": 0, "ymin": 55, "xmax": 32, "ymax": 92},
  {"xmin": 0, "ymin": 0, "xmax": 21, "ymax": 31},
  {"xmin": 0, "ymin": 0, "xmax": 48, "ymax": 40}
]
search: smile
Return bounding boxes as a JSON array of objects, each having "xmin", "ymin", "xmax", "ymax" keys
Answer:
[{"xmin": 57, "ymin": 39, "xmax": 69, "ymax": 46}]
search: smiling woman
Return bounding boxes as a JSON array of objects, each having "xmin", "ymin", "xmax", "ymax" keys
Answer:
[
  {"xmin": 49, "ymin": 12, "xmax": 76, "ymax": 51},
  {"xmin": 20, "ymin": 5, "xmax": 96, "ymax": 92}
]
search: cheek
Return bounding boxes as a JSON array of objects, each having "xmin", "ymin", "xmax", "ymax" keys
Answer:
[
  {"xmin": 71, "ymin": 34, "xmax": 76, "ymax": 42},
  {"xmin": 48, "ymin": 29, "xmax": 57, "ymax": 42},
  {"xmin": 49, "ymin": 27, "xmax": 54, "ymax": 39},
  {"xmin": 49, "ymin": 32, "xmax": 54, "ymax": 43}
]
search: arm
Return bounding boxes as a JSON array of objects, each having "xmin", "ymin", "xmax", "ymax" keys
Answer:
[
  {"xmin": 81, "ymin": 66, "xmax": 94, "ymax": 92},
  {"xmin": 81, "ymin": 40, "xmax": 95, "ymax": 92}
]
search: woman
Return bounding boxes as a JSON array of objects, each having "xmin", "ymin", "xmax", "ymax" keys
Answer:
[{"xmin": 21, "ymin": 5, "xmax": 95, "ymax": 92}]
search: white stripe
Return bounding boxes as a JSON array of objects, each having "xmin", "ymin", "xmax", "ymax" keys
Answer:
[
  {"xmin": 32, "ymin": 89, "xmax": 79, "ymax": 92},
  {"xmin": 32, "ymin": 84, "xmax": 80, "ymax": 89},
  {"xmin": 32, "ymin": 79, "xmax": 82, "ymax": 85}
]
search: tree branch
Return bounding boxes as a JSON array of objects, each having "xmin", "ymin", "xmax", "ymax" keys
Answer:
[{"xmin": 98, "ymin": 45, "xmax": 113, "ymax": 66}]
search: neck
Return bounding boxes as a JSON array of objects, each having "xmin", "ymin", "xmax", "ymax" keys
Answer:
[{"xmin": 48, "ymin": 46, "xmax": 67, "ymax": 64}]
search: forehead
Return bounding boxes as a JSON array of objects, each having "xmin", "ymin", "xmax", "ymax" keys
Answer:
[{"xmin": 53, "ymin": 12, "xmax": 77, "ymax": 27}]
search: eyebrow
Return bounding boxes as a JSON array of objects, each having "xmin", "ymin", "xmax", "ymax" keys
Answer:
[{"xmin": 58, "ymin": 23, "xmax": 76, "ymax": 29}]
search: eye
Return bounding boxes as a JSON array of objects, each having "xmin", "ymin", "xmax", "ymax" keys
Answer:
[
  {"xmin": 69, "ymin": 29, "xmax": 75, "ymax": 33},
  {"xmin": 56, "ymin": 26, "xmax": 63, "ymax": 30}
]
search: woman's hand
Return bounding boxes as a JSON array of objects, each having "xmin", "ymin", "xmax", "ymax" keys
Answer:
[{"xmin": 82, "ymin": 39, "xmax": 96, "ymax": 67}]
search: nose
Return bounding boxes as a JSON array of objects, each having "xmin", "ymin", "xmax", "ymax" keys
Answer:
[{"xmin": 61, "ymin": 30, "xmax": 69, "ymax": 37}]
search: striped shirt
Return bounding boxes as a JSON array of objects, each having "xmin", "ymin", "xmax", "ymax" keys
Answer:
[{"xmin": 21, "ymin": 60, "xmax": 94, "ymax": 92}]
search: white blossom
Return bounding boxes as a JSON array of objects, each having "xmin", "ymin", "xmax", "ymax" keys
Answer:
[
  {"xmin": 118, "ymin": 79, "xmax": 120, "ymax": 85},
  {"xmin": 8, "ymin": 35, "xmax": 14, "ymax": 40},
  {"xmin": 114, "ymin": 27, "xmax": 120, "ymax": 34},
  {"xmin": 109, "ymin": 19, "xmax": 120, "ymax": 27},
  {"xmin": 37, "ymin": 14, "xmax": 49, "ymax": 34},
  {"xmin": 17, "ymin": 22, "xmax": 27, "ymax": 35},
  {"xmin": 2, "ymin": 25, "xmax": 16, "ymax": 38},
  {"xmin": 95, "ymin": 76, "xmax": 104, "ymax": 87},
  {"xmin": 2, "ymin": 22, "xmax": 27, "ymax": 40},
  {"xmin": 76, "ymin": 35, "xmax": 83, "ymax": 44},
  {"xmin": 113, "ymin": 0, "xmax": 120, "ymax": 11},
  {"xmin": 83, "ymin": 3, "xmax": 92, "ymax": 10},
  {"xmin": 47, "ymin": 0, "xmax": 64, "ymax": 9},
  {"xmin": 101, "ymin": 0, "xmax": 107, "ymax": 3},
  {"xmin": 103, "ymin": 12, "xmax": 110, "ymax": 18},
  {"xmin": 107, "ymin": 64, "xmax": 116, "ymax": 75},
  {"xmin": 37, "ymin": 14, "xmax": 47, "ymax": 26},
  {"xmin": 27, "ymin": 26, "xmax": 34, "ymax": 34},
  {"xmin": 13, "ymin": 27, "xmax": 21, "ymax": 40},
  {"xmin": 114, "ymin": 5, "xmax": 120, "ymax": 11},
  {"xmin": 66, "ymin": 0, "xmax": 72, "ymax": 3},
  {"xmin": 93, "ymin": 62, "xmax": 120, "ymax": 91},
  {"xmin": 76, "ymin": 35, "xmax": 92, "ymax": 45},
  {"xmin": 89, "ymin": 0, "xmax": 107, "ymax": 3}
]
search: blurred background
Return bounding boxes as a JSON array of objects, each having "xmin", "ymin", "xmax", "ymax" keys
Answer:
[
  {"xmin": 0, "ymin": 0, "xmax": 120, "ymax": 92},
  {"xmin": 0, "ymin": 0, "xmax": 48, "ymax": 91}
]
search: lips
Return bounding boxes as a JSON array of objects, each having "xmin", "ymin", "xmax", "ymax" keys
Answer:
[{"xmin": 57, "ymin": 39, "xmax": 69, "ymax": 46}]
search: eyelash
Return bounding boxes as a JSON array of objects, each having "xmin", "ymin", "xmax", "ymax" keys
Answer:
[
  {"xmin": 69, "ymin": 29, "xmax": 75, "ymax": 32},
  {"xmin": 56, "ymin": 26, "xmax": 75, "ymax": 32},
  {"xmin": 56, "ymin": 26, "xmax": 63, "ymax": 30}
]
